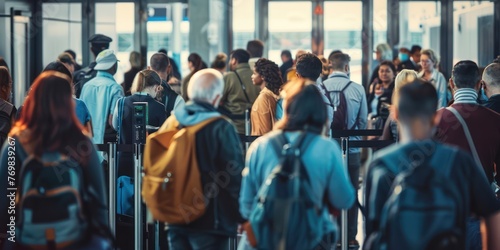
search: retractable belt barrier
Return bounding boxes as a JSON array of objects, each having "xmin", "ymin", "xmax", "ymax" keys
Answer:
[
  {"xmin": 95, "ymin": 143, "xmax": 144, "ymax": 250},
  {"xmin": 332, "ymin": 129, "xmax": 393, "ymax": 250},
  {"xmin": 95, "ymin": 128, "xmax": 390, "ymax": 250}
]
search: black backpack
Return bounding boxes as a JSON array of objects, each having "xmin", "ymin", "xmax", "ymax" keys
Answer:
[
  {"xmin": 0, "ymin": 103, "xmax": 14, "ymax": 145},
  {"xmin": 73, "ymin": 62, "xmax": 97, "ymax": 98},
  {"xmin": 320, "ymin": 81, "xmax": 358, "ymax": 131},
  {"xmin": 366, "ymin": 144, "xmax": 465, "ymax": 250}
]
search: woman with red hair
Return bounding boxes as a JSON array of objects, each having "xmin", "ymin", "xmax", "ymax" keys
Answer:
[{"xmin": 0, "ymin": 71, "xmax": 110, "ymax": 249}]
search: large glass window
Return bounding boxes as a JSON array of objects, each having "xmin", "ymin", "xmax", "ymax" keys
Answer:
[
  {"xmin": 146, "ymin": 3, "xmax": 189, "ymax": 78},
  {"xmin": 42, "ymin": 3, "xmax": 82, "ymax": 68},
  {"xmin": 400, "ymin": 1, "xmax": 441, "ymax": 54},
  {"xmin": 268, "ymin": 1, "xmax": 312, "ymax": 64},
  {"xmin": 233, "ymin": 0, "xmax": 255, "ymax": 50},
  {"xmin": 324, "ymin": 1, "xmax": 363, "ymax": 84},
  {"xmin": 453, "ymin": 1, "xmax": 494, "ymax": 67},
  {"xmin": 96, "ymin": 3, "xmax": 135, "ymax": 84},
  {"xmin": 373, "ymin": 0, "xmax": 388, "ymax": 46}
]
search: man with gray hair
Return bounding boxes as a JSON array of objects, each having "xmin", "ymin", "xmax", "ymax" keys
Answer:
[
  {"xmin": 482, "ymin": 62, "xmax": 500, "ymax": 113},
  {"xmin": 166, "ymin": 69, "xmax": 245, "ymax": 249}
]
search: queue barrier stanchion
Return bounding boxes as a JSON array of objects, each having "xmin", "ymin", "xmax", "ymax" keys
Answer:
[
  {"xmin": 108, "ymin": 143, "xmax": 117, "ymax": 241},
  {"xmin": 95, "ymin": 143, "xmax": 117, "ymax": 244},
  {"xmin": 332, "ymin": 129, "xmax": 394, "ymax": 250},
  {"xmin": 134, "ymin": 143, "xmax": 144, "ymax": 250},
  {"xmin": 340, "ymin": 137, "xmax": 349, "ymax": 250},
  {"xmin": 245, "ymin": 109, "xmax": 250, "ymax": 152}
]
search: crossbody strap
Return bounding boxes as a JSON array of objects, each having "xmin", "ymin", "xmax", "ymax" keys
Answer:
[
  {"xmin": 234, "ymin": 70, "xmax": 251, "ymax": 104},
  {"xmin": 446, "ymin": 107, "xmax": 482, "ymax": 169}
]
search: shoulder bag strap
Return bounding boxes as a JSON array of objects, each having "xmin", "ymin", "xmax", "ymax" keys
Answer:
[
  {"xmin": 446, "ymin": 107, "xmax": 482, "ymax": 169},
  {"xmin": 234, "ymin": 70, "xmax": 251, "ymax": 104}
]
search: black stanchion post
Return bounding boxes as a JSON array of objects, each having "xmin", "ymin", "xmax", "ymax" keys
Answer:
[
  {"xmin": 245, "ymin": 109, "xmax": 250, "ymax": 152},
  {"xmin": 134, "ymin": 143, "xmax": 143, "ymax": 250},
  {"xmin": 108, "ymin": 142, "xmax": 117, "ymax": 242},
  {"xmin": 132, "ymin": 102, "xmax": 147, "ymax": 250},
  {"xmin": 341, "ymin": 136, "xmax": 349, "ymax": 250}
]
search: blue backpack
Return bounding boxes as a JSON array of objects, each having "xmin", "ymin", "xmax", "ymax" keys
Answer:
[
  {"xmin": 366, "ymin": 144, "xmax": 465, "ymax": 250},
  {"xmin": 16, "ymin": 153, "xmax": 88, "ymax": 249},
  {"xmin": 249, "ymin": 132, "xmax": 326, "ymax": 250}
]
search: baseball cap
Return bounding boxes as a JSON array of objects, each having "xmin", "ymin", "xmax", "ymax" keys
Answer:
[{"xmin": 94, "ymin": 49, "xmax": 118, "ymax": 70}]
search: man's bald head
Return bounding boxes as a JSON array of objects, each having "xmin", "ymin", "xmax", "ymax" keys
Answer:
[
  {"xmin": 482, "ymin": 63, "xmax": 500, "ymax": 98},
  {"xmin": 188, "ymin": 68, "xmax": 224, "ymax": 107}
]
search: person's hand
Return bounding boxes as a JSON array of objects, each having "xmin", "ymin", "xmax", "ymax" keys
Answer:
[
  {"xmin": 374, "ymin": 84, "xmax": 384, "ymax": 96},
  {"xmin": 238, "ymin": 224, "xmax": 244, "ymax": 234}
]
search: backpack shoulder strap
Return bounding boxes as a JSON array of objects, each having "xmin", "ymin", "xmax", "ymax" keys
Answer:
[
  {"xmin": 269, "ymin": 131, "xmax": 314, "ymax": 158},
  {"xmin": 270, "ymin": 132, "xmax": 288, "ymax": 158},
  {"xmin": 341, "ymin": 81, "xmax": 353, "ymax": 92},
  {"xmin": 318, "ymin": 82, "xmax": 334, "ymax": 108}
]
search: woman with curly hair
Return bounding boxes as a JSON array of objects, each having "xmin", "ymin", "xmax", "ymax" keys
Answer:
[{"xmin": 250, "ymin": 58, "xmax": 284, "ymax": 135}]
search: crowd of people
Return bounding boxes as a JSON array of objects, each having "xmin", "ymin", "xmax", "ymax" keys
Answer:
[{"xmin": 0, "ymin": 33, "xmax": 500, "ymax": 250}]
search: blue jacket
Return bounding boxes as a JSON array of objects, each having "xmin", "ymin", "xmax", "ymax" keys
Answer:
[{"xmin": 240, "ymin": 130, "xmax": 355, "ymax": 235}]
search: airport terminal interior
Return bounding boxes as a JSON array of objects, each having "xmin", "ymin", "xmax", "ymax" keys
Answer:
[{"xmin": 0, "ymin": 0, "xmax": 500, "ymax": 250}]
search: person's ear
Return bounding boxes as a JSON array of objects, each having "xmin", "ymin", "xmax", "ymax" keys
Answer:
[
  {"xmin": 474, "ymin": 80, "xmax": 481, "ymax": 91},
  {"xmin": 449, "ymin": 78, "xmax": 455, "ymax": 91},
  {"xmin": 431, "ymin": 112, "xmax": 441, "ymax": 127},
  {"xmin": 212, "ymin": 94, "xmax": 221, "ymax": 107},
  {"xmin": 394, "ymin": 106, "xmax": 400, "ymax": 122}
]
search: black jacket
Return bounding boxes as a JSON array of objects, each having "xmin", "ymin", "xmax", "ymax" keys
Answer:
[
  {"xmin": 169, "ymin": 102, "xmax": 245, "ymax": 236},
  {"xmin": 122, "ymin": 68, "xmax": 141, "ymax": 96},
  {"xmin": 117, "ymin": 94, "xmax": 167, "ymax": 177},
  {"xmin": 367, "ymin": 81, "xmax": 394, "ymax": 117},
  {"xmin": 484, "ymin": 95, "xmax": 500, "ymax": 114}
]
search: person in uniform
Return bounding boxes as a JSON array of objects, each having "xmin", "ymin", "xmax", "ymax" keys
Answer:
[{"xmin": 73, "ymin": 34, "xmax": 112, "ymax": 98}]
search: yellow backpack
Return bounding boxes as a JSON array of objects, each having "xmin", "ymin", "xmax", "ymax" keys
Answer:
[{"xmin": 142, "ymin": 115, "xmax": 222, "ymax": 224}]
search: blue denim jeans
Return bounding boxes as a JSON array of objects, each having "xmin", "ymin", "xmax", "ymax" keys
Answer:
[{"xmin": 168, "ymin": 230, "xmax": 230, "ymax": 250}]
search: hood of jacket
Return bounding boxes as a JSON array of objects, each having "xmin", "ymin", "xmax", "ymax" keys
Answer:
[{"xmin": 173, "ymin": 101, "xmax": 220, "ymax": 126}]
